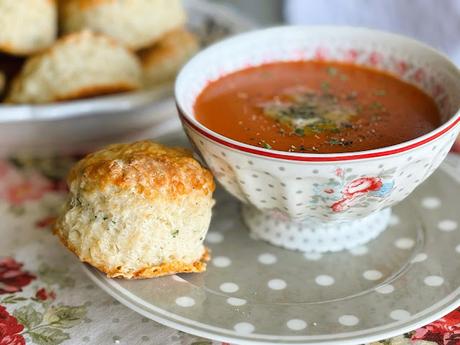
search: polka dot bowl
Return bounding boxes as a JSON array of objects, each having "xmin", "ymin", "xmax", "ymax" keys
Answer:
[{"xmin": 175, "ymin": 26, "xmax": 460, "ymax": 252}]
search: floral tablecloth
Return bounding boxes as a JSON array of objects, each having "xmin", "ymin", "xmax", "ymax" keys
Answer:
[{"xmin": 1, "ymin": 149, "xmax": 460, "ymax": 345}]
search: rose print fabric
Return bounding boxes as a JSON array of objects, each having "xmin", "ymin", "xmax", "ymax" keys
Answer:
[{"xmin": 0, "ymin": 155, "xmax": 459, "ymax": 345}]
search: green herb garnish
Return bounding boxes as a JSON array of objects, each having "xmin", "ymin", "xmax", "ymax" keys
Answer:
[
  {"xmin": 327, "ymin": 66, "xmax": 338, "ymax": 76},
  {"xmin": 374, "ymin": 89, "xmax": 386, "ymax": 96},
  {"xmin": 172, "ymin": 229, "xmax": 179, "ymax": 238},
  {"xmin": 321, "ymin": 81, "xmax": 330, "ymax": 93},
  {"xmin": 260, "ymin": 88, "xmax": 357, "ymax": 136},
  {"xmin": 260, "ymin": 141, "xmax": 272, "ymax": 149},
  {"xmin": 294, "ymin": 127, "xmax": 305, "ymax": 136},
  {"xmin": 370, "ymin": 101, "xmax": 383, "ymax": 110},
  {"xmin": 327, "ymin": 138, "xmax": 353, "ymax": 146}
]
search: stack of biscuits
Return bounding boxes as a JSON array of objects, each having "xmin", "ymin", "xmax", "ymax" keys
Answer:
[{"xmin": 0, "ymin": 0, "xmax": 199, "ymax": 104}]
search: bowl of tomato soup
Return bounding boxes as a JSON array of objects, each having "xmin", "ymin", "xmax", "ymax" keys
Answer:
[{"xmin": 175, "ymin": 26, "xmax": 460, "ymax": 252}]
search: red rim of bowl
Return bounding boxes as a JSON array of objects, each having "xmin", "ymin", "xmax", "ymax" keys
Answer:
[{"xmin": 175, "ymin": 26, "xmax": 460, "ymax": 162}]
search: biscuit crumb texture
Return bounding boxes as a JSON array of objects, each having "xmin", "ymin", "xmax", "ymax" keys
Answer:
[
  {"xmin": 60, "ymin": 0, "xmax": 186, "ymax": 50},
  {"xmin": 0, "ymin": 0, "xmax": 57, "ymax": 55},
  {"xmin": 139, "ymin": 28, "xmax": 199, "ymax": 87},
  {"xmin": 55, "ymin": 141, "xmax": 215, "ymax": 279},
  {"xmin": 7, "ymin": 30, "xmax": 142, "ymax": 104}
]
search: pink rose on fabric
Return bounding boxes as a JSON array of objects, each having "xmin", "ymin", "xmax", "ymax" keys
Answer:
[
  {"xmin": 35, "ymin": 287, "xmax": 56, "ymax": 301},
  {"xmin": 0, "ymin": 258, "xmax": 36, "ymax": 295},
  {"xmin": 0, "ymin": 306, "xmax": 25, "ymax": 345}
]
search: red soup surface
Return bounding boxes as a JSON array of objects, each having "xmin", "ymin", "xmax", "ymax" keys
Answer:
[{"xmin": 194, "ymin": 61, "xmax": 441, "ymax": 153}]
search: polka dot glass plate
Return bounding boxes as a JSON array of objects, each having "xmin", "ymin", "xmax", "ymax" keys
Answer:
[{"xmin": 83, "ymin": 132, "xmax": 460, "ymax": 345}]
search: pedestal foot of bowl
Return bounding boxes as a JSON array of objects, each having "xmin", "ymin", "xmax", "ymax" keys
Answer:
[{"xmin": 241, "ymin": 205, "xmax": 391, "ymax": 253}]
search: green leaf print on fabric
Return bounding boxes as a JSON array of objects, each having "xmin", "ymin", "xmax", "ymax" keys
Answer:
[
  {"xmin": 13, "ymin": 305, "xmax": 43, "ymax": 329},
  {"xmin": 43, "ymin": 305, "xmax": 87, "ymax": 329},
  {"xmin": 1, "ymin": 295, "xmax": 28, "ymax": 304},
  {"xmin": 29, "ymin": 327, "xmax": 70, "ymax": 345},
  {"xmin": 14, "ymin": 303, "xmax": 88, "ymax": 345}
]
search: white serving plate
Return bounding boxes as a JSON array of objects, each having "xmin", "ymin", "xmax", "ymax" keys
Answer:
[{"xmin": 0, "ymin": 0, "xmax": 255, "ymax": 156}]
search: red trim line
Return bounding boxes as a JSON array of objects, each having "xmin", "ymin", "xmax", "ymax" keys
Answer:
[{"xmin": 177, "ymin": 106, "xmax": 460, "ymax": 162}]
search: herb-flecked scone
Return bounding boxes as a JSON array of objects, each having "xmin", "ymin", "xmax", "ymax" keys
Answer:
[
  {"xmin": 6, "ymin": 30, "xmax": 142, "ymax": 104},
  {"xmin": 54, "ymin": 141, "xmax": 215, "ymax": 279},
  {"xmin": 0, "ymin": 0, "xmax": 57, "ymax": 56},
  {"xmin": 59, "ymin": 0, "xmax": 186, "ymax": 50}
]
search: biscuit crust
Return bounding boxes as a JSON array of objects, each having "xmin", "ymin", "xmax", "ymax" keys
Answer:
[
  {"xmin": 139, "ymin": 28, "xmax": 199, "ymax": 86},
  {"xmin": 68, "ymin": 140, "xmax": 215, "ymax": 199}
]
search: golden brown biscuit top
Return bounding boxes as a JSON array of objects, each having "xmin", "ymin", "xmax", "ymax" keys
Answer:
[
  {"xmin": 63, "ymin": 0, "xmax": 114, "ymax": 10},
  {"xmin": 68, "ymin": 140, "xmax": 215, "ymax": 198},
  {"xmin": 138, "ymin": 28, "xmax": 199, "ymax": 67}
]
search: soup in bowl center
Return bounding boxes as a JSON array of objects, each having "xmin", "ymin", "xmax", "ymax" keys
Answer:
[{"xmin": 175, "ymin": 26, "xmax": 460, "ymax": 253}]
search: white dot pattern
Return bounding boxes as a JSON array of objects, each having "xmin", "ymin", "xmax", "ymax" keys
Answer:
[
  {"xmin": 315, "ymin": 275, "xmax": 335, "ymax": 286},
  {"xmin": 227, "ymin": 297, "xmax": 247, "ymax": 306},
  {"xmin": 422, "ymin": 197, "xmax": 441, "ymax": 209},
  {"xmin": 206, "ymin": 232, "xmax": 224, "ymax": 244},
  {"xmin": 395, "ymin": 238, "xmax": 415, "ymax": 249},
  {"xmin": 258, "ymin": 253, "xmax": 277, "ymax": 265},
  {"xmin": 234, "ymin": 322, "xmax": 255, "ymax": 334},
  {"xmin": 438, "ymin": 220, "xmax": 458, "ymax": 232},
  {"xmin": 363, "ymin": 270, "xmax": 383, "ymax": 281},
  {"xmin": 390, "ymin": 309, "xmax": 411, "ymax": 321},
  {"xmin": 411, "ymin": 253, "xmax": 427, "ymax": 263},
  {"xmin": 175, "ymin": 296, "xmax": 195, "ymax": 307},
  {"xmin": 287, "ymin": 319, "xmax": 307, "ymax": 331},
  {"xmin": 268, "ymin": 279, "xmax": 287, "ymax": 290},
  {"xmin": 212, "ymin": 256, "xmax": 232, "ymax": 268},
  {"xmin": 424, "ymin": 276, "xmax": 444, "ymax": 287},
  {"xmin": 375, "ymin": 284, "xmax": 394, "ymax": 294},
  {"xmin": 338, "ymin": 315, "xmax": 359, "ymax": 326},
  {"xmin": 220, "ymin": 282, "xmax": 239, "ymax": 293}
]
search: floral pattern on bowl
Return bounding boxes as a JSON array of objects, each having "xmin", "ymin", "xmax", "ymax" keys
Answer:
[{"xmin": 311, "ymin": 167, "xmax": 396, "ymax": 213}]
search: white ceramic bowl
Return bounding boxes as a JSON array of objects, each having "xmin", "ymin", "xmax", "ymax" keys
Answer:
[
  {"xmin": 176, "ymin": 26, "xmax": 460, "ymax": 252},
  {"xmin": 0, "ymin": 0, "xmax": 255, "ymax": 157}
]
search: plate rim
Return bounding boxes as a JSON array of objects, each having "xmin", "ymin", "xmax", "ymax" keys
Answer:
[{"xmin": 82, "ymin": 264, "xmax": 460, "ymax": 345}]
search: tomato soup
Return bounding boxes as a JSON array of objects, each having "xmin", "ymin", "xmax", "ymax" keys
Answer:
[{"xmin": 194, "ymin": 61, "xmax": 441, "ymax": 153}]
